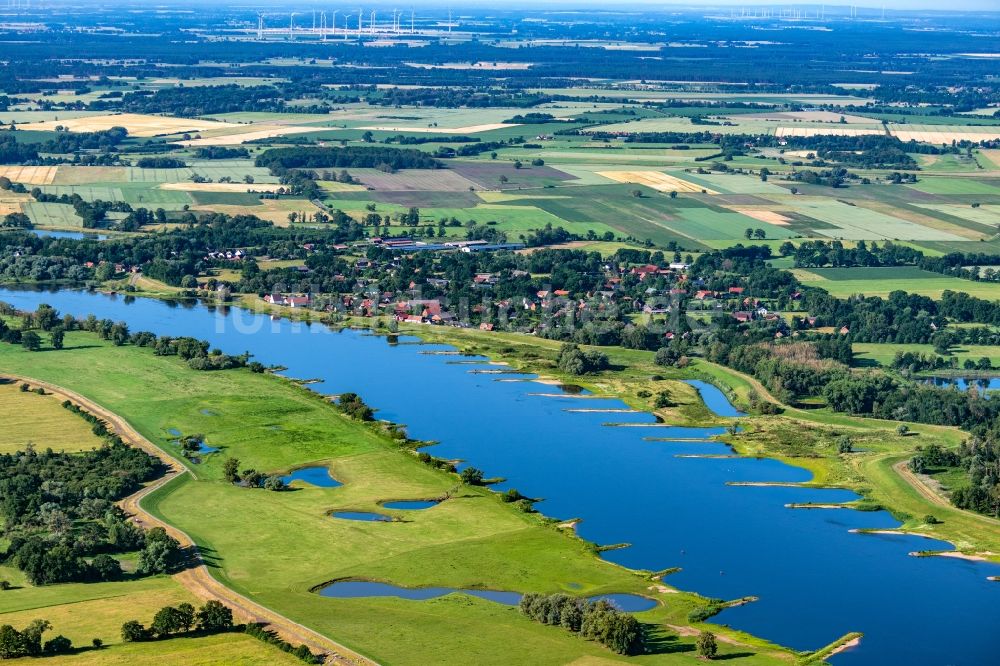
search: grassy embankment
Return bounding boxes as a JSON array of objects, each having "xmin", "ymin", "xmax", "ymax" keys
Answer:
[{"xmin": 0, "ymin": 330, "xmax": 795, "ymax": 665}]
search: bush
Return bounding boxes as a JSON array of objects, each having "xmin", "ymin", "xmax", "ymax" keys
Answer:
[{"xmin": 120, "ymin": 620, "xmax": 148, "ymax": 643}]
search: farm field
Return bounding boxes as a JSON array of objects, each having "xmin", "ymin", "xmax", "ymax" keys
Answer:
[
  {"xmin": 23, "ymin": 202, "xmax": 84, "ymax": 228},
  {"xmin": 0, "ymin": 379, "xmax": 107, "ymax": 454},
  {"xmin": 17, "ymin": 113, "xmax": 233, "ymax": 137},
  {"xmin": 853, "ymin": 342, "xmax": 1000, "ymax": 368},
  {"xmin": 792, "ymin": 266, "xmax": 1000, "ymax": 299}
]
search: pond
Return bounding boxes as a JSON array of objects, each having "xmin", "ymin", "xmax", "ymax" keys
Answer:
[
  {"xmin": 331, "ymin": 511, "xmax": 393, "ymax": 522},
  {"xmin": 29, "ymin": 229, "xmax": 108, "ymax": 241},
  {"xmin": 1, "ymin": 287, "xmax": 997, "ymax": 665},
  {"xmin": 282, "ymin": 466, "xmax": 342, "ymax": 488},
  {"xmin": 316, "ymin": 581, "xmax": 655, "ymax": 611},
  {"xmin": 382, "ymin": 500, "xmax": 441, "ymax": 510},
  {"xmin": 924, "ymin": 376, "xmax": 1000, "ymax": 393}
]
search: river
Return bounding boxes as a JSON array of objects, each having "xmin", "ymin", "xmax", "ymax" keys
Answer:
[{"xmin": 0, "ymin": 286, "xmax": 998, "ymax": 665}]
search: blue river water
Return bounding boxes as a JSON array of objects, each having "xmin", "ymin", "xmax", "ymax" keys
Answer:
[
  {"xmin": 317, "ymin": 581, "xmax": 656, "ymax": 611},
  {"xmin": 0, "ymin": 287, "xmax": 997, "ymax": 665}
]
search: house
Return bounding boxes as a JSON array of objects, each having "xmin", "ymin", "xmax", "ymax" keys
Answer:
[
  {"xmin": 733, "ymin": 311, "xmax": 753, "ymax": 323},
  {"xmin": 479, "ymin": 323, "xmax": 495, "ymax": 331},
  {"xmin": 264, "ymin": 294, "xmax": 312, "ymax": 308},
  {"xmin": 728, "ymin": 286, "xmax": 744, "ymax": 295}
]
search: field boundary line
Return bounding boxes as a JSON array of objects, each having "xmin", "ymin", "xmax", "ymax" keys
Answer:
[{"xmin": 2, "ymin": 373, "xmax": 378, "ymax": 666}]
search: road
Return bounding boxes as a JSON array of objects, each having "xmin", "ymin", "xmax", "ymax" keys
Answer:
[{"xmin": 6, "ymin": 374, "xmax": 376, "ymax": 666}]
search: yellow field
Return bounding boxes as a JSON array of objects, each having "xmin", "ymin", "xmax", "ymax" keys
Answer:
[
  {"xmin": 179, "ymin": 126, "xmax": 321, "ymax": 146},
  {"xmin": 0, "ymin": 192, "xmax": 29, "ymax": 215},
  {"xmin": 192, "ymin": 198, "xmax": 312, "ymax": 225},
  {"xmin": 775, "ymin": 126, "xmax": 884, "ymax": 138},
  {"xmin": 0, "ymin": 577, "xmax": 194, "ymax": 647},
  {"xmin": 0, "ymin": 380, "xmax": 107, "ymax": 454},
  {"xmin": 18, "ymin": 113, "xmax": 234, "ymax": 137},
  {"xmin": 741, "ymin": 111, "xmax": 878, "ymax": 124},
  {"xmin": 729, "ymin": 208, "xmax": 791, "ymax": 225},
  {"xmin": 21, "ymin": 633, "xmax": 303, "ymax": 665},
  {"xmin": 0, "ymin": 166, "xmax": 57, "ymax": 185},
  {"xmin": 317, "ymin": 180, "xmax": 368, "ymax": 193},
  {"xmin": 50, "ymin": 166, "xmax": 128, "ymax": 185},
  {"xmin": 596, "ymin": 170, "xmax": 717, "ymax": 193},
  {"xmin": 890, "ymin": 125, "xmax": 1000, "ymax": 143},
  {"xmin": 159, "ymin": 182, "xmax": 284, "ymax": 193},
  {"xmin": 356, "ymin": 123, "xmax": 517, "ymax": 134}
]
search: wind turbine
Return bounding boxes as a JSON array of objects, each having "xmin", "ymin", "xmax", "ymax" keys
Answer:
[
  {"xmin": 370, "ymin": 9, "xmax": 377, "ymax": 35},
  {"xmin": 257, "ymin": 13, "xmax": 264, "ymax": 41},
  {"xmin": 289, "ymin": 12, "xmax": 297, "ymax": 40},
  {"xmin": 332, "ymin": 10, "xmax": 338, "ymax": 38}
]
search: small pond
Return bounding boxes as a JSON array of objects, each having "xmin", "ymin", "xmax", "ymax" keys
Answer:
[
  {"xmin": 382, "ymin": 500, "xmax": 441, "ymax": 510},
  {"xmin": 282, "ymin": 466, "xmax": 342, "ymax": 488},
  {"xmin": 331, "ymin": 511, "xmax": 393, "ymax": 522},
  {"xmin": 30, "ymin": 229, "xmax": 108, "ymax": 241}
]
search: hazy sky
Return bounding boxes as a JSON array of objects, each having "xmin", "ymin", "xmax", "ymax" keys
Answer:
[{"xmin": 517, "ymin": 1, "xmax": 1000, "ymax": 9}]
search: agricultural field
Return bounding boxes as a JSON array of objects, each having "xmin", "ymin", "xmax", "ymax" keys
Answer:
[
  {"xmin": 17, "ymin": 113, "xmax": 231, "ymax": 137},
  {"xmin": 792, "ymin": 266, "xmax": 1000, "ymax": 299},
  {"xmin": 853, "ymin": 342, "xmax": 1000, "ymax": 368},
  {"xmin": 0, "ymin": 379, "xmax": 107, "ymax": 454}
]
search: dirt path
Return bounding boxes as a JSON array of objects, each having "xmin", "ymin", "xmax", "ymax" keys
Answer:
[
  {"xmin": 5, "ymin": 374, "xmax": 376, "ymax": 666},
  {"xmin": 892, "ymin": 459, "xmax": 950, "ymax": 509}
]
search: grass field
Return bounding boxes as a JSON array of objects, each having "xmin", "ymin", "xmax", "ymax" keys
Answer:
[
  {"xmin": 792, "ymin": 266, "xmax": 1000, "ymax": 298},
  {"xmin": 0, "ymin": 379, "xmax": 106, "ymax": 453},
  {"xmin": 853, "ymin": 342, "xmax": 1000, "ymax": 368},
  {"xmin": 23, "ymin": 202, "xmax": 84, "ymax": 228},
  {"xmin": 0, "ymin": 576, "xmax": 194, "ymax": 648},
  {"xmin": 0, "ymin": 331, "xmax": 790, "ymax": 665}
]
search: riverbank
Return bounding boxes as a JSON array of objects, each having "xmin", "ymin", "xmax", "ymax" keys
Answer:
[
  {"xmin": 19, "ymin": 280, "xmax": 1000, "ymax": 559},
  {"xmin": 0, "ymin": 327, "xmax": 795, "ymax": 665}
]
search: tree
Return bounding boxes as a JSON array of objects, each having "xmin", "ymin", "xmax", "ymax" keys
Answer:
[
  {"xmin": 0, "ymin": 625, "xmax": 24, "ymax": 659},
  {"xmin": 223, "ymin": 457, "xmax": 240, "ymax": 484},
  {"xmin": 151, "ymin": 606, "xmax": 186, "ymax": 637},
  {"xmin": 21, "ymin": 331, "xmax": 41, "ymax": 352},
  {"xmin": 196, "ymin": 601, "xmax": 233, "ymax": 632},
  {"xmin": 176, "ymin": 603, "xmax": 196, "ymax": 632},
  {"xmin": 137, "ymin": 527, "xmax": 182, "ymax": 575},
  {"xmin": 264, "ymin": 475, "xmax": 286, "ymax": 491},
  {"xmin": 669, "ymin": 190, "xmax": 678, "ymax": 199},
  {"xmin": 49, "ymin": 326, "xmax": 65, "ymax": 350},
  {"xmin": 90, "ymin": 554, "xmax": 122, "ymax": 581},
  {"xmin": 743, "ymin": 228, "xmax": 753, "ymax": 240},
  {"xmin": 753, "ymin": 228, "xmax": 766, "ymax": 240},
  {"xmin": 696, "ymin": 631, "xmax": 718, "ymax": 659},
  {"xmin": 460, "ymin": 467, "xmax": 484, "ymax": 485},
  {"xmin": 837, "ymin": 436, "xmax": 853, "ymax": 454},
  {"xmin": 120, "ymin": 620, "xmax": 147, "ymax": 643},
  {"xmin": 896, "ymin": 424, "xmax": 909, "ymax": 436}
]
